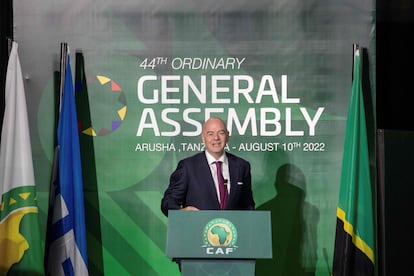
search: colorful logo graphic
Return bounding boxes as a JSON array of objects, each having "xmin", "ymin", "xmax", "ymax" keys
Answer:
[
  {"xmin": 77, "ymin": 75, "xmax": 127, "ymax": 136},
  {"xmin": 203, "ymin": 218, "xmax": 238, "ymax": 247}
]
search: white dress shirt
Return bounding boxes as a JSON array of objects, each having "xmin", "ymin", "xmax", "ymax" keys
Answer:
[{"xmin": 205, "ymin": 151, "xmax": 230, "ymax": 204}]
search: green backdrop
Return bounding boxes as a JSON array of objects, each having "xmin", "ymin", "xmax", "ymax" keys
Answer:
[{"xmin": 14, "ymin": 0, "xmax": 374, "ymax": 275}]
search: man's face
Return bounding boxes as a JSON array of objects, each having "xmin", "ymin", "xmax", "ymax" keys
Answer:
[{"xmin": 202, "ymin": 118, "xmax": 229, "ymax": 159}]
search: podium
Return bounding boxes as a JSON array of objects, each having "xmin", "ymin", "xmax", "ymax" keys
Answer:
[{"xmin": 166, "ymin": 210, "xmax": 272, "ymax": 275}]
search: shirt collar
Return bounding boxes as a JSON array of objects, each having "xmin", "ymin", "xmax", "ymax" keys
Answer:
[{"xmin": 205, "ymin": 151, "xmax": 227, "ymax": 165}]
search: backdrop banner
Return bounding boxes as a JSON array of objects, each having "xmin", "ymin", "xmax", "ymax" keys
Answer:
[{"xmin": 14, "ymin": 0, "xmax": 374, "ymax": 275}]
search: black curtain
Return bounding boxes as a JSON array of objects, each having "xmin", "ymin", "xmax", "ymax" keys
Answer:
[{"xmin": 377, "ymin": 1, "xmax": 414, "ymax": 131}]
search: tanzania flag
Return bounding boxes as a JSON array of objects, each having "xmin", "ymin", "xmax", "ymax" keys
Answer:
[
  {"xmin": 0, "ymin": 41, "xmax": 44, "ymax": 275},
  {"xmin": 332, "ymin": 46, "xmax": 375, "ymax": 276}
]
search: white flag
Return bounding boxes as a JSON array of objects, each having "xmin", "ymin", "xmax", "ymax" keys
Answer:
[{"xmin": 0, "ymin": 41, "xmax": 44, "ymax": 274}]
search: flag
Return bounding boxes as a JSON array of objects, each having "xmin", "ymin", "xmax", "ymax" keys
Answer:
[
  {"xmin": 74, "ymin": 51, "xmax": 104, "ymax": 275},
  {"xmin": 0, "ymin": 41, "xmax": 44, "ymax": 275},
  {"xmin": 44, "ymin": 46, "xmax": 89, "ymax": 275},
  {"xmin": 332, "ymin": 46, "xmax": 375, "ymax": 276}
]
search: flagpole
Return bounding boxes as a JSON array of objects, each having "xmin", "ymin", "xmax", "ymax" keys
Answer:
[
  {"xmin": 376, "ymin": 129, "xmax": 386, "ymax": 276},
  {"xmin": 59, "ymin": 42, "xmax": 68, "ymax": 113},
  {"xmin": 7, "ymin": 37, "xmax": 13, "ymax": 56},
  {"xmin": 352, "ymin": 43, "xmax": 359, "ymax": 81}
]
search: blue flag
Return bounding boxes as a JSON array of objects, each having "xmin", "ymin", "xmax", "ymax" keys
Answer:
[{"xmin": 45, "ymin": 50, "xmax": 89, "ymax": 275}]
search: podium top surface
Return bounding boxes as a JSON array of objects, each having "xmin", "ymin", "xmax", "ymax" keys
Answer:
[{"xmin": 166, "ymin": 210, "xmax": 272, "ymax": 259}]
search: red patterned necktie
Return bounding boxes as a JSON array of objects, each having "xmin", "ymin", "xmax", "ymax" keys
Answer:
[{"xmin": 215, "ymin": 161, "xmax": 228, "ymax": 209}]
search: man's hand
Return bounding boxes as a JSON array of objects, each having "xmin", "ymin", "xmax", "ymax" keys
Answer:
[{"xmin": 181, "ymin": 206, "xmax": 199, "ymax": 211}]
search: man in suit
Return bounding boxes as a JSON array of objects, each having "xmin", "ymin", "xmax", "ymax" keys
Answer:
[{"xmin": 161, "ymin": 116, "xmax": 255, "ymax": 216}]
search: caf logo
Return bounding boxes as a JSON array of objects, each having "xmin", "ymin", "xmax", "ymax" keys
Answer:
[{"xmin": 203, "ymin": 218, "xmax": 238, "ymax": 249}]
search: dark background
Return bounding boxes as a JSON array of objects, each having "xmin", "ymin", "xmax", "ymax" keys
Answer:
[
  {"xmin": 1, "ymin": 1, "xmax": 413, "ymax": 275},
  {"xmin": 376, "ymin": 1, "xmax": 414, "ymax": 131},
  {"xmin": 376, "ymin": 3, "xmax": 414, "ymax": 276}
]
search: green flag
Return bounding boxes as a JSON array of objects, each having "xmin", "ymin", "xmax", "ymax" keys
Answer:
[
  {"xmin": 332, "ymin": 46, "xmax": 375, "ymax": 276},
  {"xmin": 0, "ymin": 41, "xmax": 44, "ymax": 275}
]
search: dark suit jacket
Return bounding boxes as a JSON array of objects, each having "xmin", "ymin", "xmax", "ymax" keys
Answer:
[{"xmin": 161, "ymin": 151, "xmax": 255, "ymax": 216}]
